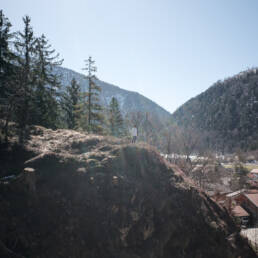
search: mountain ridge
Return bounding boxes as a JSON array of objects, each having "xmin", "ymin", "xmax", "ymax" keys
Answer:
[
  {"xmin": 172, "ymin": 67, "xmax": 258, "ymax": 152},
  {"xmin": 54, "ymin": 66, "xmax": 171, "ymax": 123}
]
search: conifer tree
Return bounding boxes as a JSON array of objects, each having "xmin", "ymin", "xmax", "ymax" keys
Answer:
[
  {"xmin": 62, "ymin": 78, "xmax": 82, "ymax": 129},
  {"xmin": 108, "ymin": 97, "xmax": 124, "ymax": 137},
  {"xmin": 32, "ymin": 34, "xmax": 63, "ymax": 128},
  {"xmin": 14, "ymin": 15, "xmax": 36, "ymax": 143},
  {"xmin": 82, "ymin": 56, "xmax": 103, "ymax": 133},
  {"xmin": 0, "ymin": 10, "xmax": 17, "ymax": 142},
  {"xmin": 0, "ymin": 10, "xmax": 16, "ymax": 90}
]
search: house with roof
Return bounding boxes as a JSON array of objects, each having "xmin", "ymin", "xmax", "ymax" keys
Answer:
[
  {"xmin": 211, "ymin": 190, "xmax": 258, "ymax": 225},
  {"xmin": 242, "ymin": 193, "xmax": 258, "ymax": 224},
  {"xmin": 232, "ymin": 205, "xmax": 250, "ymax": 226},
  {"xmin": 226, "ymin": 189, "xmax": 245, "ymax": 199},
  {"xmin": 249, "ymin": 169, "xmax": 258, "ymax": 180},
  {"xmin": 247, "ymin": 170, "xmax": 258, "ymax": 187},
  {"xmin": 213, "ymin": 191, "xmax": 250, "ymax": 226},
  {"xmin": 211, "ymin": 190, "xmax": 245, "ymax": 208}
]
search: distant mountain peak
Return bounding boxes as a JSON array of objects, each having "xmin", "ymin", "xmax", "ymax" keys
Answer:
[
  {"xmin": 172, "ymin": 67, "xmax": 258, "ymax": 152},
  {"xmin": 54, "ymin": 66, "xmax": 171, "ymax": 123}
]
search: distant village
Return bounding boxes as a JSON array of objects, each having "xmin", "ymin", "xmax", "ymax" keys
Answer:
[
  {"xmin": 209, "ymin": 167, "xmax": 258, "ymax": 253},
  {"xmin": 163, "ymin": 152, "xmax": 258, "ymax": 252},
  {"xmin": 210, "ymin": 168, "xmax": 258, "ymax": 227}
]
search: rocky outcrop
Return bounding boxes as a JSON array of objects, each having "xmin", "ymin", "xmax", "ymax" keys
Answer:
[{"xmin": 0, "ymin": 126, "xmax": 256, "ymax": 257}]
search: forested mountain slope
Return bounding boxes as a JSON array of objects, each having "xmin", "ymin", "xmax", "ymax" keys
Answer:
[
  {"xmin": 54, "ymin": 66, "xmax": 171, "ymax": 124},
  {"xmin": 172, "ymin": 68, "xmax": 258, "ymax": 152}
]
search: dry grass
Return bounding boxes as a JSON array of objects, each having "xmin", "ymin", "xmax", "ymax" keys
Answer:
[
  {"xmin": 222, "ymin": 163, "xmax": 258, "ymax": 171},
  {"xmin": 244, "ymin": 164, "xmax": 258, "ymax": 171}
]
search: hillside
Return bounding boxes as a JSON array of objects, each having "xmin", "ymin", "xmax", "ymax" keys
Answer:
[
  {"xmin": 0, "ymin": 126, "xmax": 255, "ymax": 257},
  {"xmin": 172, "ymin": 68, "xmax": 258, "ymax": 152},
  {"xmin": 54, "ymin": 66, "xmax": 171, "ymax": 124}
]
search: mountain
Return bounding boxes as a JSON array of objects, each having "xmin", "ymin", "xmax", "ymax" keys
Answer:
[
  {"xmin": 54, "ymin": 66, "xmax": 171, "ymax": 124},
  {"xmin": 0, "ymin": 125, "xmax": 255, "ymax": 257},
  {"xmin": 172, "ymin": 68, "xmax": 258, "ymax": 152}
]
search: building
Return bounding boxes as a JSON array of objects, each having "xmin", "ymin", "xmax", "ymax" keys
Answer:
[
  {"xmin": 222, "ymin": 189, "xmax": 246, "ymax": 209},
  {"xmin": 232, "ymin": 205, "xmax": 250, "ymax": 225},
  {"xmin": 242, "ymin": 193, "xmax": 258, "ymax": 224},
  {"xmin": 249, "ymin": 169, "xmax": 258, "ymax": 180},
  {"xmin": 226, "ymin": 189, "xmax": 245, "ymax": 200},
  {"xmin": 211, "ymin": 190, "xmax": 258, "ymax": 226}
]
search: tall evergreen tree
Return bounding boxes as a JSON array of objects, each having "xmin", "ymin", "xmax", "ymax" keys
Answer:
[
  {"xmin": 14, "ymin": 15, "xmax": 36, "ymax": 143},
  {"xmin": 0, "ymin": 10, "xmax": 17, "ymax": 142},
  {"xmin": 62, "ymin": 78, "xmax": 82, "ymax": 129},
  {"xmin": 108, "ymin": 97, "xmax": 124, "ymax": 137},
  {"xmin": 32, "ymin": 34, "xmax": 63, "ymax": 128},
  {"xmin": 82, "ymin": 56, "xmax": 103, "ymax": 133},
  {"xmin": 0, "ymin": 10, "xmax": 16, "ymax": 89}
]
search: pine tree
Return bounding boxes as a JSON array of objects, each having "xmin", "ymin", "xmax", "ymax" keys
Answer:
[
  {"xmin": 32, "ymin": 34, "xmax": 63, "ymax": 128},
  {"xmin": 62, "ymin": 78, "xmax": 82, "ymax": 129},
  {"xmin": 108, "ymin": 97, "xmax": 124, "ymax": 137},
  {"xmin": 82, "ymin": 56, "xmax": 103, "ymax": 133},
  {"xmin": 0, "ymin": 10, "xmax": 16, "ymax": 90},
  {"xmin": 0, "ymin": 10, "xmax": 17, "ymax": 142},
  {"xmin": 14, "ymin": 15, "xmax": 36, "ymax": 143}
]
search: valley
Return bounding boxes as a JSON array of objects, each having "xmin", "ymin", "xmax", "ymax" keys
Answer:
[{"xmin": 2, "ymin": 2, "xmax": 258, "ymax": 257}]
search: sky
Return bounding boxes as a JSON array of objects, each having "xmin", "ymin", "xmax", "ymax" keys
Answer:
[{"xmin": 2, "ymin": 0, "xmax": 258, "ymax": 113}]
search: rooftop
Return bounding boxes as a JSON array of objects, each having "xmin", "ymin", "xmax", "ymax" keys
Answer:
[
  {"xmin": 250, "ymin": 169, "xmax": 258, "ymax": 174},
  {"xmin": 232, "ymin": 205, "xmax": 249, "ymax": 217},
  {"xmin": 226, "ymin": 189, "xmax": 245, "ymax": 198},
  {"xmin": 244, "ymin": 193, "xmax": 258, "ymax": 207}
]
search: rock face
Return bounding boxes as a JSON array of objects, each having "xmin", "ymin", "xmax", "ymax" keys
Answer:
[{"xmin": 0, "ymin": 127, "xmax": 256, "ymax": 258}]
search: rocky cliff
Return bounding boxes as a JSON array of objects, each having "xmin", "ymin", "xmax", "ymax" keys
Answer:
[{"xmin": 0, "ymin": 126, "xmax": 255, "ymax": 258}]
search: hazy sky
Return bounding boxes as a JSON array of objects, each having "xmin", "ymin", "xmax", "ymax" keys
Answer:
[{"xmin": 2, "ymin": 0, "xmax": 258, "ymax": 113}]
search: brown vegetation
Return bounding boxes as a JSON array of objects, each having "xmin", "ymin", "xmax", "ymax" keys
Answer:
[{"xmin": 0, "ymin": 126, "xmax": 256, "ymax": 257}]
